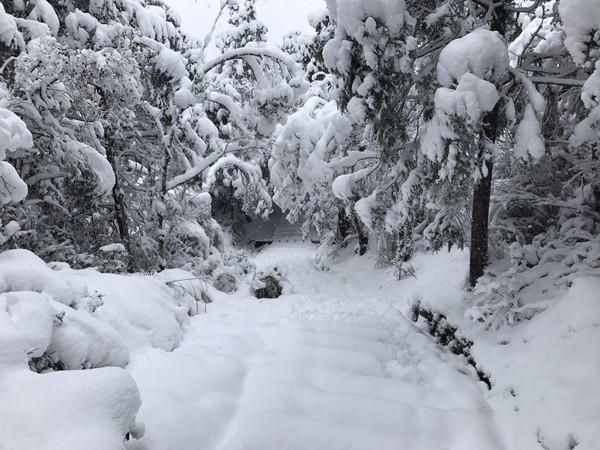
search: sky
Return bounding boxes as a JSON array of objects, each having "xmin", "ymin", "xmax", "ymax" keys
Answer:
[{"xmin": 163, "ymin": 0, "xmax": 327, "ymax": 57}]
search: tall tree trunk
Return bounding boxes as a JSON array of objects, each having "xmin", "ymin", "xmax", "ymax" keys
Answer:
[
  {"xmin": 469, "ymin": 2, "xmax": 507, "ymax": 287},
  {"xmin": 105, "ymin": 136, "xmax": 134, "ymax": 272},
  {"xmin": 157, "ymin": 145, "xmax": 171, "ymax": 269},
  {"xmin": 469, "ymin": 156, "xmax": 493, "ymax": 286}
]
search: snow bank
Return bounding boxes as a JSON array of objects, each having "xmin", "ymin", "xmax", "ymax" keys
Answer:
[
  {"xmin": 0, "ymin": 249, "xmax": 79, "ymax": 305},
  {"xmin": 0, "ymin": 289, "xmax": 142, "ymax": 450},
  {"xmin": 1, "ymin": 364, "xmax": 142, "ymax": 450},
  {"xmin": 479, "ymin": 277, "xmax": 600, "ymax": 449},
  {"xmin": 0, "ymin": 248, "xmax": 206, "ymax": 448},
  {"xmin": 396, "ymin": 248, "xmax": 600, "ymax": 450},
  {"xmin": 0, "ymin": 249, "xmax": 194, "ymax": 356}
]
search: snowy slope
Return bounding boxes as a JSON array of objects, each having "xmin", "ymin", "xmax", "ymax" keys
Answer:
[{"xmin": 126, "ymin": 244, "xmax": 503, "ymax": 450}]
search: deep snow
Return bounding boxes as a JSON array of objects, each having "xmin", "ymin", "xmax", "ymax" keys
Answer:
[
  {"xmin": 2, "ymin": 243, "xmax": 599, "ymax": 449},
  {"xmin": 125, "ymin": 244, "xmax": 502, "ymax": 450}
]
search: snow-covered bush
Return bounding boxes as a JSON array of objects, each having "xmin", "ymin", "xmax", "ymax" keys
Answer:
[
  {"xmin": 208, "ymin": 249, "xmax": 255, "ymax": 293},
  {"xmin": 468, "ymin": 219, "xmax": 600, "ymax": 329},
  {"xmin": 0, "ymin": 259, "xmax": 145, "ymax": 448},
  {"xmin": 0, "ymin": 249, "xmax": 196, "ymax": 371},
  {"xmin": 251, "ymin": 264, "xmax": 292, "ymax": 298}
]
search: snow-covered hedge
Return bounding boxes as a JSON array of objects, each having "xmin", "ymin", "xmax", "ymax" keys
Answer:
[{"xmin": 0, "ymin": 249, "xmax": 209, "ymax": 449}]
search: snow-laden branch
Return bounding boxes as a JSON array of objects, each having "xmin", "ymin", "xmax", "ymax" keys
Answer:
[
  {"xmin": 332, "ymin": 165, "xmax": 378, "ymax": 201},
  {"xmin": 508, "ymin": 67, "xmax": 546, "ymax": 113},
  {"xmin": 166, "ymin": 149, "xmax": 224, "ymax": 191},
  {"xmin": 205, "ymin": 91, "xmax": 246, "ymax": 129},
  {"xmin": 203, "ymin": 154, "xmax": 262, "ymax": 190},
  {"xmin": 528, "ymin": 76, "xmax": 586, "ymax": 87},
  {"xmin": 202, "ymin": 0, "xmax": 228, "ymax": 52},
  {"xmin": 203, "ymin": 47, "xmax": 301, "ymax": 78},
  {"xmin": 329, "ymin": 151, "xmax": 378, "ymax": 172}
]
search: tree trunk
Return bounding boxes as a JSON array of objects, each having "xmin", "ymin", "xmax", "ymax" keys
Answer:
[
  {"xmin": 469, "ymin": 157, "xmax": 493, "ymax": 286},
  {"xmin": 469, "ymin": 2, "xmax": 507, "ymax": 287},
  {"xmin": 105, "ymin": 136, "xmax": 134, "ymax": 272},
  {"xmin": 157, "ymin": 145, "xmax": 171, "ymax": 269},
  {"xmin": 337, "ymin": 208, "xmax": 352, "ymax": 242}
]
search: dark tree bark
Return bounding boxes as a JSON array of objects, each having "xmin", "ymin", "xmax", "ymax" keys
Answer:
[
  {"xmin": 469, "ymin": 2, "xmax": 507, "ymax": 287},
  {"xmin": 337, "ymin": 208, "xmax": 352, "ymax": 241},
  {"xmin": 157, "ymin": 145, "xmax": 171, "ymax": 269},
  {"xmin": 469, "ymin": 156, "xmax": 494, "ymax": 286},
  {"xmin": 105, "ymin": 134, "xmax": 134, "ymax": 272}
]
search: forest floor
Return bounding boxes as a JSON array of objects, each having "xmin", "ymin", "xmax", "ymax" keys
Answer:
[{"xmin": 125, "ymin": 243, "xmax": 505, "ymax": 450}]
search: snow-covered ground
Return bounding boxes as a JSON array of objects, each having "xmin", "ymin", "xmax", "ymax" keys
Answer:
[
  {"xmin": 2, "ymin": 243, "xmax": 599, "ymax": 449},
  {"xmin": 126, "ymin": 243, "xmax": 502, "ymax": 449}
]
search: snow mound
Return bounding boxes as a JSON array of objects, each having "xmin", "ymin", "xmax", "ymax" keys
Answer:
[
  {"xmin": 0, "ymin": 247, "xmax": 219, "ymax": 449},
  {"xmin": 0, "ymin": 249, "xmax": 79, "ymax": 305},
  {"xmin": 0, "ymin": 290, "xmax": 142, "ymax": 450},
  {"xmin": 0, "ymin": 365, "xmax": 142, "ymax": 450},
  {"xmin": 438, "ymin": 28, "xmax": 509, "ymax": 86}
]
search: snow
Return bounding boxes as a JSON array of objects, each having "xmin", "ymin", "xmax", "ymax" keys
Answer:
[
  {"xmin": 403, "ymin": 249, "xmax": 600, "ymax": 450},
  {"xmin": 0, "ymin": 160, "xmax": 28, "ymax": 204},
  {"xmin": 479, "ymin": 277, "xmax": 600, "ymax": 449},
  {"xmin": 152, "ymin": 46, "xmax": 188, "ymax": 80},
  {"xmin": 582, "ymin": 61, "xmax": 600, "ymax": 109},
  {"xmin": 100, "ymin": 243, "xmax": 126, "ymax": 253},
  {"xmin": 2, "ymin": 243, "xmax": 599, "ymax": 449},
  {"xmin": 513, "ymin": 104, "xmax": 545, "ymax": 160},
  {"xmin": 0, "ymin": 3, "xmax": 25, "ymax": 50},
  {"xmin": 326, "ymin": 0, "xmax": 407, "ymax": 38},
  {"xmin": 510, "ymin": 67, "xmax": 546, "ymax": 114},
  {"xmin": 559, "ymin": 0, "xmax": 600, "ymax": 65},
  {"xmin": 0, "ymin": 365, "xmax": 142, "ymax": 450},
  {"xmin": 0, "ymin": 287, "xmax": 142, "ymax": 450},
  {"xmin": 50, "ymin": 300, "xmax": 130, "ymax": 369},
  {"xmin": 437, "ymin": 28, "xmax": 509, "ymax": 86},
  {"xmin": 76, "ymin": 143, "xmax": 116, "ymax": 196},
  {"xmin": 0, "ymin": 249, "xmax": 79, "ymax": 306},
  {"xmin": 27, "ymin": 0, "xmax": 60, "ymax": 37},
  {"xmin": 127, "ymin": 244, "xmax": 503, "ymax": 449},
  {"xmin": 332, "ymin": 166, "xmax": 375, "ymax": 200},
  {"xmin": 0, "ymin": 107, "xmax": 33, "ymax": 159},
  {"xmin": 0, "ymin": 91, "xmax": 31, "ymax": 205}
]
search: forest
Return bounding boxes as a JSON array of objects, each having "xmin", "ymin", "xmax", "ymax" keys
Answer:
[{"xmin": 1, "ymin": 0, "xmax": 599, "ymax": 449}]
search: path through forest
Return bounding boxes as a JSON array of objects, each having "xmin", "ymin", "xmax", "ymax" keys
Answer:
[{"xmin": 126, "ymin": 243, "xmax": 503, "ymax": 450}]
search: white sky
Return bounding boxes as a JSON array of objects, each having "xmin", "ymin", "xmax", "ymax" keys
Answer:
[{"xmin": 164, "ymin": 0, "xmax": 327, "ymax": 56}]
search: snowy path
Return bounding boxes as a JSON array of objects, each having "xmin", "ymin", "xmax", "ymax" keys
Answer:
[{"xmin": 126, "ymin": 244, "xmax": 503, "ymax": 450}]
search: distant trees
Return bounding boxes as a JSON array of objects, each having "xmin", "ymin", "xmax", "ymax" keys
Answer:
[
  {"xmin": 270, "ymin": 0, "xmax": 599, "ymax": 288},
  {"xmin": 1, "ymin": 0, "xmax": 599, "ymax": 304},
  {"xmin": 0, "ymin": 0, "xmax": 302, "ymax": 272}
]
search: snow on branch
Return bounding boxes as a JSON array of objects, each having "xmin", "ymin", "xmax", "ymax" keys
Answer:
[
  {"xmin": 203, "ymin": 154, "xmax": 262, "ymax": 190},
  {"xmin": 329, "ymin": 151, "xmax": 378, "ymax": 172},
  {"xmin": 332, "ymin": 165, "xmax": 378, "ymax": 201},
  {"xmin": 166, "ymin": 150, "xmax": 224, "ymax": 191},
  {"xmin": 203, "ymin": 47, "xmax": 301, "ymax": 78}
]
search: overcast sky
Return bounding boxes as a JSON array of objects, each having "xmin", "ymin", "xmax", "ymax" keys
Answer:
[{"xmin": 164, "ymin": 0, "xmax": 326, "ymax": 56}]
